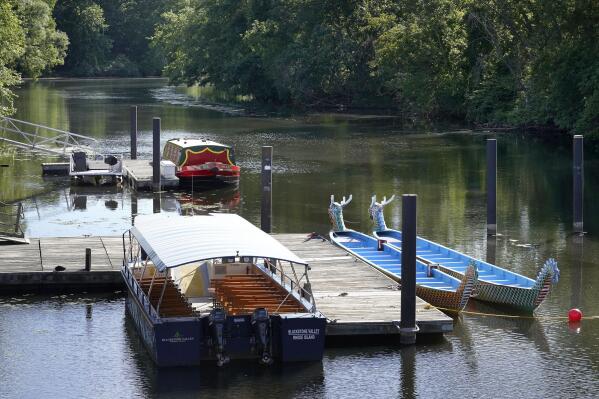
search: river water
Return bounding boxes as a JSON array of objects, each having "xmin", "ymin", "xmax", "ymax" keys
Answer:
[{"xmin": 1, "ymin": 79, "xmax": 598, "ymax": 398}]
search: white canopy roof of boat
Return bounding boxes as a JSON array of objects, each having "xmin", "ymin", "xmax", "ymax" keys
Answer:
[{"xmin": 130, "ymin": 213, "xmax": 307, "ymax": 272}]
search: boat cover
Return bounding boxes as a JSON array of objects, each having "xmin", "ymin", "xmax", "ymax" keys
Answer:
[{"xmin": 130, "ymin": 213, "xmax": 307, "ymax": 272}]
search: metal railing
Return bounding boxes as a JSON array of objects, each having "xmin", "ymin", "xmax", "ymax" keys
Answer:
[
  {"xmin": 261, "ymin": 259, "xmax": 317, "ymax": 313},
  {"xmin": 0, "ymin": 116, "xmax": 98, "ymax": 156},
  {"xmin": 0, "ymin": 201, "xmax": 25, "ymax": 238},
  {"xmin": 122, "ymin": 231, "xmax": 161, "ymax": 321}
]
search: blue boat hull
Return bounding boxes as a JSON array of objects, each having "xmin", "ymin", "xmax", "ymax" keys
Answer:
[
  {"xmin": 373, "ymin": 229, "xmax": 559, "ymax": 312},
  {"xmin": 330, "ymin": 230, "xmax": 476, "ymax": 311},
  {"xmin": 123, "ymin": 272, "xmax": 326, "ymax": 366}
]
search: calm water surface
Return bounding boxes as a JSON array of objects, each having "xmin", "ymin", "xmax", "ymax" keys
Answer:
[{"xmin": 1, "ymin": 79, "xmax": 598, "ymax": 398}]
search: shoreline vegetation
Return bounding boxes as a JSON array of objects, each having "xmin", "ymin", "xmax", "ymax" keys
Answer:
[{"xmin": 1, "ymin": 1, "xmax": 598, "ymax": 138}]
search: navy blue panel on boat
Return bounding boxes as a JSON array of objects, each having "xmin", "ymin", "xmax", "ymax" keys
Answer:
[
  {"xmin": 273, "ymin": 315, "xmax": 327, "ymax": 362},
  {"xmin": 154, "ymin": 320, "xmax": 202, "ymax": 367},
  {"xmin": 225, "ymin": 315, "xmax": 254, "ymax": 357},
  {"xmin": 330, "ymin": 230, "xmax": 462, "ymax": 291},
  {"xmin": 374, "ymin": 229, "xmax": 535, "ymax": 288}
]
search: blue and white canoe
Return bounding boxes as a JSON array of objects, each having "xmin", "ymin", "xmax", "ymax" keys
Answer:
[
  {"xmin": 373, "ymin": 229, "xmax": 559, "ymax": 312},
  {"xmin": 368, "ymin": 195, "xmax": 559, "ymax": 313},
  {"xmin": 330, "ymin": 230, "xmax": 476, "ymax": 311}
]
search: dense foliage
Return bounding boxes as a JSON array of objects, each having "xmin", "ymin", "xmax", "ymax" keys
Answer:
[
  {"xmin": 153, "ymin": 0, "xmax": 599, "ymax": 134},
  {"xmin": 0, "ymin": 0, "xmax": 67, "ymax": 115},
  {"xmin": 53, "ymin": 0, "xmax": 181, "ymax": 77},
  {"xmin": 1, "ymin": 0, "xmax": 598, "ymax": 135}
]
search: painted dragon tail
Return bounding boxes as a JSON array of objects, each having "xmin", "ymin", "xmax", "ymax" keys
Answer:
[
  {"xmin": 456, "ymin": 262, "xmax": 479, "ymax": 310},
  {"xmin": 532, "ymin": 258, "xmax": 559, "ymax": 309}
]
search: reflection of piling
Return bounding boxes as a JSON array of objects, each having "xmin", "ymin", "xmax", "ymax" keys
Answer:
[
  {"xmin": 261, "ymin": 146, "xmax": 273, "ymax": 233},
  {"xmin": 153, "ymin": 192, "xmax": 161, "ymax": 214},
  {"xmin": 130, "ymin": 106, "xmax": 137, "ymax": 160},
  {"xmin": 486, "ymin": 139, "xmax": 497, "ymax": 236},
  {"xmin": 131, "ymin": 191, "xmax": 138, "ymax": 225},
  {"xmin": 400, "ymin": 346, "xmax": 416, "ymax": 398},
  {"xmin": 486, "ymin": 235, "xmax": 496, "ymax": 265},
  {"xmin": 573, "ymin": 135, "xmax": 584, "ymax": 234},
  {"xmin": 400, "ymin": 194, "xmax": 418, "ymax": 345},
  {"xmin": 85, "ymin": 248, "xmax": 91, "ymax": 271},
  {"xmin": 571, "ymin": 235, "xmax": 584, "ymax": 308},
  {"xmin": 152, "ymin": 117, "xmax": 161, "ymax": 192},
  {"xmin": 15, "ymin": 202, "xmax": 23, "ymax": 234}
]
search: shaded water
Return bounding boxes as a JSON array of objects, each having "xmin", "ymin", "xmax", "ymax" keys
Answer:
[{"xmin": 1, "ymin": 79, "xmax": 598, "ymax": 398}]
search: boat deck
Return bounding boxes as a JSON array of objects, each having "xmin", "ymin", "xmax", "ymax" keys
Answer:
[{"xmin": 0, "ymin": 234, "xmax": 452, "ymax": 336}]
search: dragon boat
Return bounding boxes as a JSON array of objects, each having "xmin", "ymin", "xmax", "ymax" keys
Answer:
[
  {"xmin": 122, "ymin": 213, "xmax": 325, "ymax": 367},
  {"xmin": 369, "ymin": 195, "xmax": 559, "ymax": 313},
  {"xmin": 328, "ymin": 195, "xmax": 476, "ymax": 311},
  {"xmin": 162, "ymin": 138, "xmax": 240, "ymax": 186}
]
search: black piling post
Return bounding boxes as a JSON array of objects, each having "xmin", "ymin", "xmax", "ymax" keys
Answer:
[
  {"xmin": 486, "ymin": 139, "xmax": 497, "ymax": 236},
  {"xmin": 573, "ymin": 135, "xmax": 584, "ymax": 234},
  {"xmin": 152, "ymin": 117, "xmax": 161, "ymax": 192},
  {"xmin": 130, "ymin": 106, "xmax": 137, "ymax": 160},
  {"xmin": 400, "ymin": 194, "xmax": 418, "ymax": 345},
  {"xmin": 261, "ymin": 146, "xmax": 273, "ymax": 233},
  {"xmin": 85, "ymin": 248, "xmax": 91, "ymax": 271}
]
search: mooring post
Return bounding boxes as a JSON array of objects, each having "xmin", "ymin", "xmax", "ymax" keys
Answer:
[
  {"xmin": 573, "ymin": 135, "xmax": 584, "ymax": 234},
  {"xmin": 130, "ymin": 106, "xmax": 138, "ymax": 160},
  {"xmin": 85, "ymin": 248, "xmax": 91, "ymax": 271},
  {"xmin": 261, "ymin": 146, "xmax": 273, "ymax": 233},
  {"xmin": 486, "ymin": 138, "xmax": 497, "ymax": 236},
  {"xmin": 152, "ymin": 117, "xmax": 161, "ymax": 192},
  {"xmin": 400, "ymin": 194, "xmax": 418, "ymax": 345}
]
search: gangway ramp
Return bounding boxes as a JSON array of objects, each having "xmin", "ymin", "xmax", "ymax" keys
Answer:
[{"xmin": 0, "ymin": 116, "xmax": 97, "ymax": 156}]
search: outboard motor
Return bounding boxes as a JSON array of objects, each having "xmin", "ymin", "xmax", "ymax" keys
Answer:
[
  {"xmin": 208, "ymin": 308, "xmax": 229, "ymax": 366},
  {"xmin": 251, "ymin": 308, "xmax": 273, "ymax": 365}
]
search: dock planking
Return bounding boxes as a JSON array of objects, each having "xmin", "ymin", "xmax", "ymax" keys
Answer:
[
  {"xmin": 40, "ymin": 160, "xmax": 180, "ymax": 191},
  {"xmin": 0, "ymin": 233, "xmax": 452, "ymax": 335},
  {"xmin": 273, "ymin": 234, "xmax": 453, "ymax": 335},
  {"xmin": 122, "ymin": 159, "xmax": 179, "ymax": 190},
  {"xmin": 0, "ymin": 236, "xmax": 123, "ymax": 291}
]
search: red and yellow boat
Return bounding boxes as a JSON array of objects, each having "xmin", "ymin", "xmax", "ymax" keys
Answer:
[{"xmin": 162, "ymin": 139, "xmax": 240, "ymax": 186}]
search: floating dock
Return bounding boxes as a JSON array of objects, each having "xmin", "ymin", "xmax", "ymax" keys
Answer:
[
  {"xmin": 0, "ymin": 234, "xmax": 452, "ymax": 336},
  {"xmin": 122, "ymin": 159, "xmax": 179, "ymax": 190},
  {"xmin": 41, "ymin": 159, "xmax": 179, "ymax": 190}
]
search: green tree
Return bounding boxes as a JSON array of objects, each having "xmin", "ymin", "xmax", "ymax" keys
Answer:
[
  {"xmin": 369, "ymin": 1, "xmax": 469, "ymax": 118},
  {"xmin": 0, "ymin": 0, "xmax": 25, "ymax": 116},
  {"xmin": 14, "ymin": 0, "xmax": 68, "ymax": 78},
  {"xmin": 54, "ymin": 0, "xmax": 112, "ymax": 76}
]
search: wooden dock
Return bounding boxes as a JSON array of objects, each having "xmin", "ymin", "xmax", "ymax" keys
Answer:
[
  {"xmin": 274, "ymin": 234, "xmax": 452, "ymax": 335},
  {"xmin": 122, "ymin": 159, "xmax": 179, "ymax": 190},
  {"xmin": 0, "ymin": 234, "xmax": 452, "ymax": 336},
  {"xmin": 0, "ymin": 236, "xmax": 123, "ymax": 290},
  {"xmin": 41, "ymin": 159, "xmax": 180, "ymax": 190}
]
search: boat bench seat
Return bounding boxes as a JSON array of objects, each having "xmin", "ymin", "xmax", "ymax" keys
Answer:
[{"xmin": 212, "ymin": 272, "xmax": 305, "ymax": 315}]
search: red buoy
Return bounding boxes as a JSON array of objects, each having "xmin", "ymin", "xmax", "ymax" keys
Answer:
[{"xmin": 568, "ymin": 308, "xmax": 583, "ymax": 322}]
